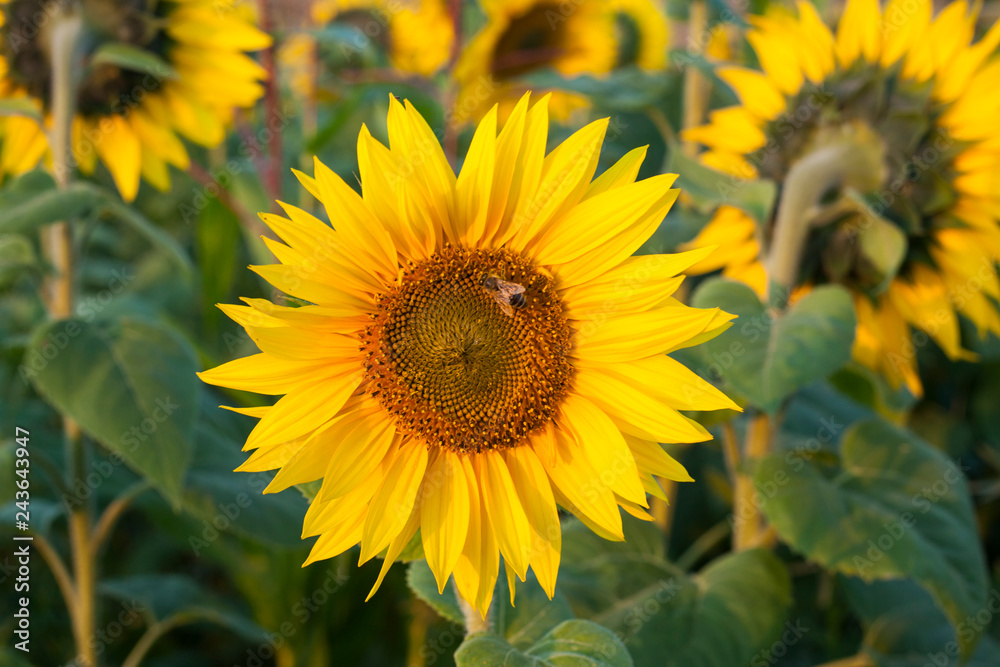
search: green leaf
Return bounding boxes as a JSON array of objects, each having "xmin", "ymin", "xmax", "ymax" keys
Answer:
[
  {"xmin": 92, "ymin": 187, "xmax": 194, "ymax": 279},
  {"xmin": 0, "ymin": 234, "xmax": 38, "ymax": 284},
  {"xmin": 844, "ymin": 579, "xmax": 1000, "ymax": 667},
  {"xmin": 90, "ymin": 42, "xmax": 177, "ymax": 78},
  {"xmin": 196, "ymin": 198, "xmax": 241, "ymax": 323},
  {"xmin": 0, "ymin": 498, "xmax": 64, "ymax": 539},
  {"xmin": 558, "ymin": 518, "xmax": 792, "ymax": 667},
  {"xmin": 497, "ymin": 576, "xmax": 575, "ymax": 650},
  {"xmin": 0, "ymin": 172, "xmax": 101, "ymax": 233},
  {"xmin": 690, "ymin": 280, "xmax": 856, "ymax": 412},
  {"xmin": 455, "ymin": 620, "xmax": 633, "ymax": 667},
  {"xmin": 183, "ymin": 395, "xmax": 310, "ymax": 549},
  {"xmin": 25, "ymin": 317, "xmax": 197, "ymax": 504},
  {"xmin": 0, "ymin": 98, "xmax": 42, "ymax": 122},
  {"xmin": 407, "ymin": 559, "xmax": 464, "ymax": 624},
  {"xmin": 667, "ymin": 149, "xmax": 777, "ymax": 225},
  {"xmin": 100, "ymin": 574, "xmax": 267, "ymax": 642},
  {"xmin": 754, "ymin": 420, "xmax": 988, "ymax": 656},
  {"xmin": 855, "ymin": 211, "xmax": 907, "ymax": 291},
  {"xmin": 408, "ymin": 560, "xmax": 574, "ymax": 642}
]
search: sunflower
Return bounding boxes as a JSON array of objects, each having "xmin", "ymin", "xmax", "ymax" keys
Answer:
[
  {"xmin": 680, "ymin": 0, "xmax": 1000, "ymax": 396},
  {"xmin": 310, "ymin": 0, "xmax": 454, "ymax": 77},
  {"xmin": 0, "ymin": 0, "xmax": 270, "ymax": 201},
  {"xmin": 198, "ymin": 93, "xmax": 736, "ymax": 615},
  {"xmin": 454, "ymin": 0, "xmax": 619, "ymax": 123},
  {"xmin": 610, "ymin": 0, "xmax": 669, "ymax": 70}
]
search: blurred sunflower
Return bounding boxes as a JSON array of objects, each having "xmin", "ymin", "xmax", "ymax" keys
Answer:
[
  {"xmin": 455, "ymin": 0, "xmax": 667, "ymax": 123},
  {"xmin": 680, "ymin": 0, "xmax": 1000, "ymax": 396},
  {"xmin": 199, "ymin": 93, "xmax": 736, "ymax": 615},
  {"xmin": 610, "ymin": 0, "xmax": 669, "ymax": 70},
  {"xmin": 0, "ymin": 0, "xmax": 270, "ymax": 200},
  {"xmin": 310, "ymin": 0, "xmax": 454, "ymax": 76}
]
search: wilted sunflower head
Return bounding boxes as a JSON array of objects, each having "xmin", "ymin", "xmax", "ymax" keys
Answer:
[
  {"xmin": 681, "ymin": 0, "xmax": 1000, "ymax": 396},
  {"xmin": 454, "ymin": 0, "xmax": 618, "ymax": 123},
  {"xmin": 199, "ymin": 93, "xmax": 737, "ymax": 615},
  {"xmin": 0, "ymin": 0, "xmax": 270, "ymax": 200},
  {"xmin": 310, "ymin": 0, "xmax": 453, "ymax": 76}
]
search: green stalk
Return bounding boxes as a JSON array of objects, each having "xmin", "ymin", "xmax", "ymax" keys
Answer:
[
  {"xmin": 47, "ymin": 9, "xmax": 98, "ymax": 667},
  {"xmin": 765, "ymin": 132, "xmax": 885, "ymax": 308}
]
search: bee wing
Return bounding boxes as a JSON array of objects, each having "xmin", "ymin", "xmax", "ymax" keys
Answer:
[{"xmin": 496, "ymin": 279, "xmax": 526, "ymax": 298}]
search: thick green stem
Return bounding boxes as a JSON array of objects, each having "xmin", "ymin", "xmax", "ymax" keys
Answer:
[
  {"xmin": 47, "ymin": 10, "xmax": 97, "ymax": 667},
  {"xmin": 43, "ymin": 12, "xmax": 82, "ymax": 316},
  {"xmin": 455, "ymin": 581, "xmax": 492, "ymax": 635},
  {"xmin": 681, "ymin": 1, "xmax": 708, "ymax": 157},
  {"xmin": 766, "ymin": 135, "xmax": 885, "ymax": 308}
]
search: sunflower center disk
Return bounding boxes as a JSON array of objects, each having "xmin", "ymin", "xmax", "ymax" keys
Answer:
[
  {"xmin": 490, "ymin": 4, "xmax": 567, "ymax": 79},
  {"xmin": 362, "ymin": 246, "xmax": 573, "ymax": 453}
]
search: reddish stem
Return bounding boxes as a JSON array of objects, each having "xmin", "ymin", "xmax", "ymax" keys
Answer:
[
  {"xmin": 258, "ymin": 0, "xmax": 283, "ymax": 206},
  {"xmin": 443, "ymin": 0, "xmax": 463, "ymax": 166}
]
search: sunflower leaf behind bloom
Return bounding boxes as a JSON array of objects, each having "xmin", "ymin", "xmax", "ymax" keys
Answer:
[
  {"xmin": 689, "ymin": 279, "xmax": 857, "ymax": 413},
  {"xmin": 199, "ymin": 92, "xmax": 739, "ymax": 616}
]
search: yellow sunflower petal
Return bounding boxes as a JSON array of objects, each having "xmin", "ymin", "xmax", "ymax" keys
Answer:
[
  {"xmin": 94, "ymin": 115, "xmax": 142, "ymax": 201},
  {"xmin": 510, "ymin": 118, "xmax": 609, "ymax": 250},
  {"xmin": 456, "ymin": 105, "xmax": 498, "ymax": 244},
  {"xmin": 573, "ymin": 304, "xmax": 733, "ymax": 363},
  {"xmin": 559, "ymin": 393, "xmax": 647, "ymax": 506},
  {"xmin": 477, "ymin": 450, "xmax": 531, "ymax": 580},
  {"xmin": 359, "ymin": 442, "xmax": 429, "ymax": 563},
  {"xmin": 505, "ymin": 446, "xmax": 561, "ymax": 599},
  {"xmin": 585, "ymin": 146, "xmax": 648, "ymax": 198},
  {"xmin": 421, "ymin": 450, "xmax": 471, "ymax": 593},
  {"xmin": 546, "ymin": 426, "xmax": 624, "ymax": 542},
  {"xmin": 575, "ymin": 367, "xmax": 712, "ymax": 444},
  {"xmin": 835, "ymin": 0, "xmax": 881, "ymax": 66},
  {"xmin": 530, "ymin": 174, "xmax": 678, "ymax": 266}
]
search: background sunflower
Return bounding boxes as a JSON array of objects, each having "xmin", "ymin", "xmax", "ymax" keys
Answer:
[
  {"xmin": 680, "ymin": 0, "xmax": 1000, "ymax": 397},
  {"xmin": 0, "ymin": 0, "xmax": 270, "ymax": 200}
]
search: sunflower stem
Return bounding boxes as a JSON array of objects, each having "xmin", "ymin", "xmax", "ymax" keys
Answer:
[
  {"xmin": 257, "ymin": 0, "xmax": 283, "ymax": 205},
  {"xmin": 455, "ymin": 581, "xmax": 492, "ymax": 635},
  {"xmin": 731, "ymin": 414, "xmax": 771, "ymax": 551},
  {"xmin": 43, "ymin": 9, "xmax": 82, "ymax": 316},
  {"xmin": 443, "ymin": 0, "xmax": 463, "ymax": 167},
  {"xmin": 47, "ymin": 10, "xmax": 99, "ymax": 667},
  {"xmin": 765, "ymin": 133, "xmax": 885, "ymax": 309},
  {"xmin": 681, "ymin": 1, "xmax": 709, "ymax": 157}
]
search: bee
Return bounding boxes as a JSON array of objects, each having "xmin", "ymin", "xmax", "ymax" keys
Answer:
[{"xmin": 482, "ymin": 274, "xmax": 527, "ymax": 317}]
